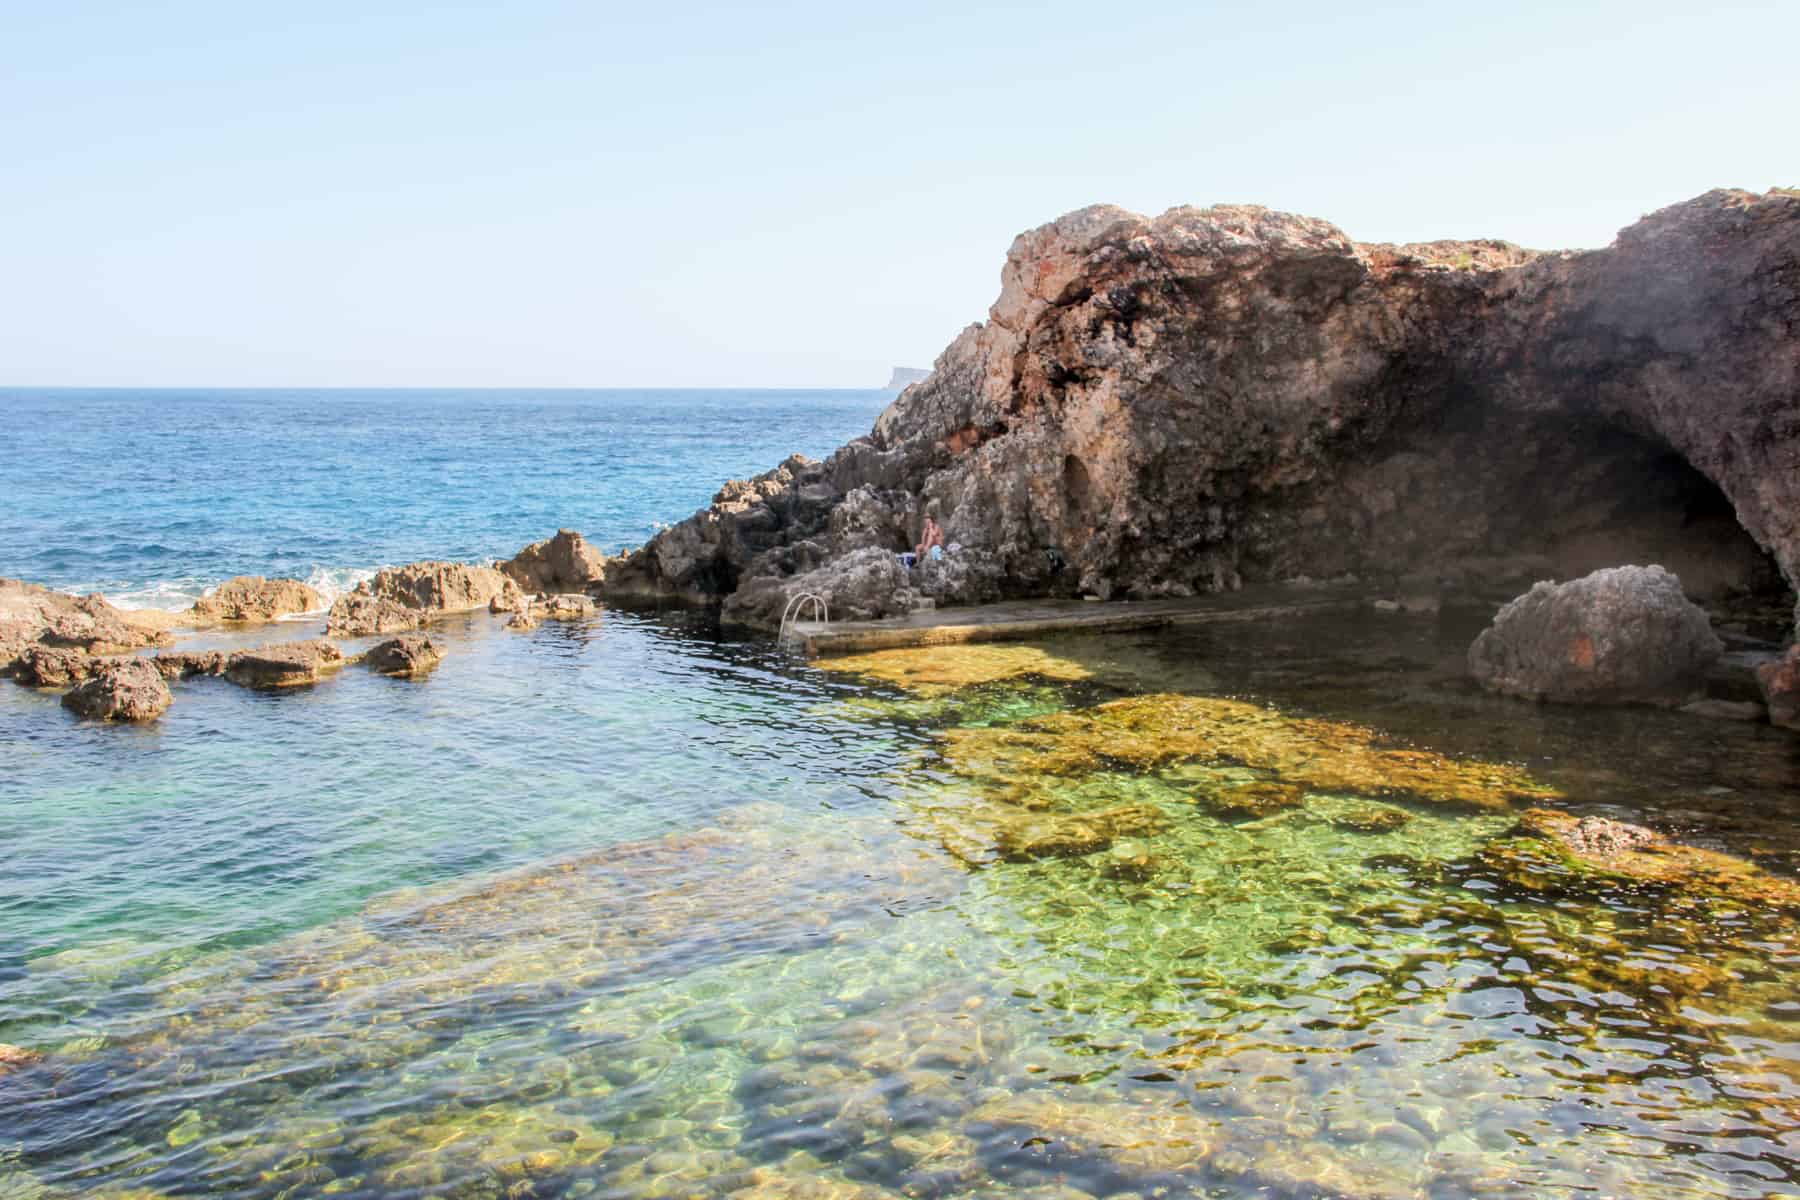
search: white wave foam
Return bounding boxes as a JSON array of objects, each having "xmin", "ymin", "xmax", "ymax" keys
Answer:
[{"xmin": 98, "ymin": 564, "xmax": 382, "ymax": 615}]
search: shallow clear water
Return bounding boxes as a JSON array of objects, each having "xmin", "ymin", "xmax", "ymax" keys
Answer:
[{"xmin": 3, "ymin": 392, "xmax": 1798, "ymax": 1199}]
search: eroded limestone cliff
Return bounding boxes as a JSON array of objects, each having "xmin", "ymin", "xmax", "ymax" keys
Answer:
[{"xmin": 603, "ymin": 189, "xmax": 1800, "ymax": 632}]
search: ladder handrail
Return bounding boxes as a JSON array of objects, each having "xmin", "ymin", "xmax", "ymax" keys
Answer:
[{"xmin": 778, "ymin": 592, "xmax": 830, "ymax": 643}]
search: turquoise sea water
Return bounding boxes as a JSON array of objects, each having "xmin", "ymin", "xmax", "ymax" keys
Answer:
[{"xmin": 2, "ymin": 390, "xmax": 1798, "ymax": 1199}]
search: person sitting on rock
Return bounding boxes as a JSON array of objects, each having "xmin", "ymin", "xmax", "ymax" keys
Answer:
[{"xmin": 914, "ymin": 513, "xmax": 945, "ymax": 564}]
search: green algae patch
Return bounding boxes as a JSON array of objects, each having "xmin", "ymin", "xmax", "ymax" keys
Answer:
[
  {"xmin": 938, "ymin": 693, "xmax": 1558, "ymax": 811},
  {"xmin": 814, "ymin": 643, "xmax": 1093, "ymax": 696},
  {"xmin": 1481, "ymin": 807, "xmax": 1800, "ymax": 912}
]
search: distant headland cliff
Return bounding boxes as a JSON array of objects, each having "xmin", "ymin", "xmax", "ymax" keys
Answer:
[
  {"xmin": 885, "ymin": 367, "xmax": 932, "ymax": 390},
  {"xmin": 603, "ymin": 188, "xmax": 1800, "ymax": 641}
]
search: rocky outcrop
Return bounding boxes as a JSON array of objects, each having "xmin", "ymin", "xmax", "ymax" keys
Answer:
[
  {"xmin": 153, "ymin": 650, "xmax": 228, "ymax": 680},
  {"xmin": 364, "ymin": 633, "xmax": 444, "ymax": 677},
  {"xmin": 223, "ymin": 640, "xmax": 346, "ymax": 689},
  {"xmin": 325, "ymin": 594, "xmax": 421, "ymax": 637},
  {"xmin": 1469, "ymin": 566, "xmax": 1722, "ymax": 706},
  {"xmin": 326, "ymin": 562, "xmax": 520, "ymax": 636},
  {"xmin": 1757, "ymin": 645, "xmax": 1800, "ymax": 731},
  {"xmin": 12, "ymin": 646, "xmax": 101, "ymax": 687},
  {"xmin": 1, "ymin": 579, "xmax": 172, "ymax": 671},
  {"xmin": 189, "ymin": 576, "xmax": 322, "ymax": 624},
  {"xmin": 605, "ymin": 189, "xmax": 1800, "ymax": 634},
  {"xmin": 499, "ymin": 530, "xmax": 608, "ymax": 594},
  {"xmin": 62, "ymin": 659, "xmax": 172, "ymax": 722}
]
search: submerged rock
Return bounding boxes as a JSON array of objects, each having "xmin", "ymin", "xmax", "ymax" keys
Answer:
[
  {"xmin": 62, "ymin": 659, "xmax": 172, "ymax": 722},
  {"xmin": 325, "ymin": 561, "xmax": 520, "ymax": 636},
  {"xmin": 188, "ymin": 576, "xmax": 322, "ymax": 624},
  {"xmin": 538, "ymin": 593, "xmax": 597, "ymax": 619},
  {"xmin": 1756, "ymin": 644, "xmax": 1800, "ymax": 731},
  {"xmin": 1200, "ymin": 780, "xmax": 1304, "ymax": 821},
  {"xmin": 500, "ymin": 528, "xmax": 609, "ymax": 593},
  {"xmin": 363, "ymin": 633, "xmax": 443, "ymax": 677},
  {"xmin": 0, "ymin": 1042, "xmax": 43, "ymax": 1076},
  {"xmin": 224, "ymin": 639, "xmax": 346, "ymax": 689},
  {"xmin": 993, "ymin": 803, "xmax": 1169, "ymax": 862},
  {"xmin": 816, "ymin": 643, "xmax": 1092, "ymax": 695},
  {"xmin": 1469, "ymin": 566, "xmax": 1722, "ymax": 706},
  {"xmin": 1482, "ymin": 807, "xmax": 1800, "ymax": 911},
  {"xmin": 939, "ymin": 693, "xmax": 1557, "ymax": 811},
  {"xmin": 506, "ymin": 607, "xmax": 539, "ymax": 632}
]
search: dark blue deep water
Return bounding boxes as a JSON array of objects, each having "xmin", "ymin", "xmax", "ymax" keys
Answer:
[{"xmin": 0, "ymin": 387, "xmax": 891, "ymax": 607}]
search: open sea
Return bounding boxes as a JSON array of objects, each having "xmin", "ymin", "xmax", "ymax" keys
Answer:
[{"xmin": 2, "ymin": 388, "xmax": 1797, "ymax": 1200}]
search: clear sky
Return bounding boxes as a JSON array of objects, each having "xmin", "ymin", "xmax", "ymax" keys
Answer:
[{"xmin": 4, "ymin": 1, "xmax": 1795, "ymax": 388}]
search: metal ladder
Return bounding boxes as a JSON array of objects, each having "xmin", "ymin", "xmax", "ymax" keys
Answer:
[{"xmin": 777, "ymin": 592, "xmax": 830, "ymax": 644}]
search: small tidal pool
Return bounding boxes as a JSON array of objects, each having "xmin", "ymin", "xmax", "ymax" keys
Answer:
[{"xmin": 2, "ymin": 607, "xmax": 1796, "ymax": 1199}]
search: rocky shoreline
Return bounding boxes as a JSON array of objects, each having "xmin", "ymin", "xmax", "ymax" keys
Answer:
[
  {"xmin": 4, "ymin": 189, "xmax": 1797, "ymax": 732},
  {"xmin": 597, "ymin": 188, "xmax": 1799, "ymax": 644}
]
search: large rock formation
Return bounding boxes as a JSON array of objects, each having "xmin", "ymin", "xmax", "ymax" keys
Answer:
[
  {"xmin": 189, "ymin": 576, "xmax": 322, "ymax": 624},
  {"xmin": 326, "ymin": 562, "xmax": 521, "ymax": 636},
  {"xmin": 603, "ymin": 190, "xmax": 1799, "ymax": 633},
  {"xmin": 1468, "ymin": 565, "xmax": 1723, "ymax": 706}
]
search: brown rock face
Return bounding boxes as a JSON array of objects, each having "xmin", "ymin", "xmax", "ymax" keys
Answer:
[
  {"xmin": 326, "ymin": 562, "xmax": 520, "ymax": 636},
  {"xmin": 223, "ymin": 640, "xmax": 346, "ymax": 689},
  {"xmin": 62, "ymin": 659, "xmax": 172, "ymax": 722},
  {"xmin": 605, "ymin": 190, "xmax": 1799, "ymax": 633},
  {"xmin": 1757, "ymin": 645, "xmax": 1800, "ymax": 731},
  {"xmin": 363, "ymin": 633, "xmax": 444, "ymax": 677},
  {"xmin": 152, "ymin": 651, "xmax": 229, "ymax": 680},
  {"xmin": 1469, "ymin": 566, "xmax": 1724, "ymax": 706},
  {"xmin": 11, "ymin": 646, "xmax": 101, "ymax": 687},
  {"xmin": 0, "ymin": 579, "xmax": 173, "ymax": 668},
  {"xmin": 189, "ymin": 576, "xmax": 322, "ymax": 624},
  {"xmin": 538, "ymin": 593, "xmax": 597, "ymax": 619},
  {"xmin": 500, "ymin": 529, "xmax": 609, "ymax": 594}
]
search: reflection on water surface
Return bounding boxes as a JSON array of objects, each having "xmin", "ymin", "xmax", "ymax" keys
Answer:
[{"xmin": 2, "ymin": 608, "xmax": 1796, "ymax": 1198}]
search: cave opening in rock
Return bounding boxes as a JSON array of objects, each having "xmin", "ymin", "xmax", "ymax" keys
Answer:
[{"xmin": 1343, "ymin": 399, "xmax": 1794, "ymax": 630}]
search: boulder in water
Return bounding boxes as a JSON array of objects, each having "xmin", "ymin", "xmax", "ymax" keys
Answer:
[
  {"xmin": 62, "ymin": 658, "xmax": 172, "ymax": 722},
  {"xmin": 325, "ymin": 594, "xmax": 422, "ymax": 637},
  {"xmin": 538, "ymin": 593, "xmax": 597, "ymax": 619},
  {"xmin": 1756, "ymin": 645, "xmax": 1800, "ymax": 731},
  {"xmin": 364, "ymin": 633, "xmax": 444, "ymax": 677},
  {"xmin": 224, "ymin": 639, "xmax": 346, "ymax": 689},
  {"xmin": 1468, "ymin": 566, "xmax": 1722, "ymax": 706},
  {"xmin": 189, "ymin": 576, "xmax": 322, "ymax": 624}
]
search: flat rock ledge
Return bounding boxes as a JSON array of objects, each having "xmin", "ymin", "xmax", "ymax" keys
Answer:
[
  {"xmin": 364, "ymin": 633, "xmax": 444, "ymax": 677},
  {"xmin": 1469, "ymin": 565, "xmax": 1722, "ymax": 706},
  {"xmin": 223, "ymin": 639, "xmax": 346, "ymax": 690},
  {"xmin": 62, "ymin": 659, "xmax": 172, "ymax": 722}
]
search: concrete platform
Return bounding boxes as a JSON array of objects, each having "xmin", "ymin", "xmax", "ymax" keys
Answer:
[{"xmin": 798, "ymin": 586, "xmax": 1363, "ymax": 657}]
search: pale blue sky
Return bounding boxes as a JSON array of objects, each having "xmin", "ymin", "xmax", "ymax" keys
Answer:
[{"xmin": 4, "ymin": 1, "xmax": 1795, "ymax": 387}]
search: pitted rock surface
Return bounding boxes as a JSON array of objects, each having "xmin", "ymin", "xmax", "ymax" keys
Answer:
[{"xmin": 602, "ymin": 190, "xmax": 1799, "ymax": 635}]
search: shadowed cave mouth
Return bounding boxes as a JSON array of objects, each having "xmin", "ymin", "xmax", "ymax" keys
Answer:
[{"xmin": 1364, "ymin": 405, "xmax": 1793, "ymax": 632}]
